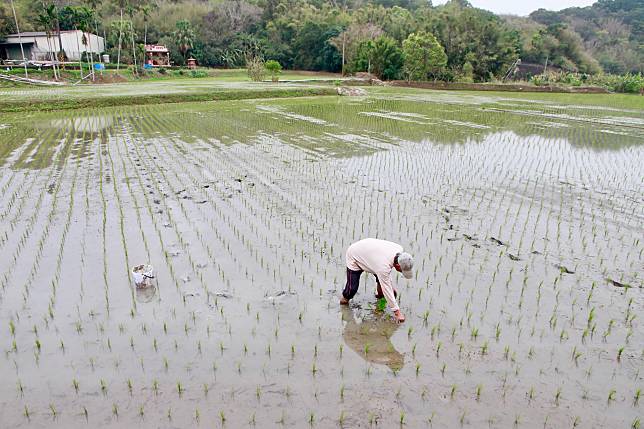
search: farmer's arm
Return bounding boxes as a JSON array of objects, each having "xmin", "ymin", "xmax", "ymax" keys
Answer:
[{"xmin": 378, "ymin": 270, "xmax": 399, "ymax": 311}]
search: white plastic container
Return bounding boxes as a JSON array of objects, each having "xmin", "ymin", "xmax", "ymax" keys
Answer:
[{"xmin": 132, "ymin": 264, "xmax": 155, "ymax": 288}]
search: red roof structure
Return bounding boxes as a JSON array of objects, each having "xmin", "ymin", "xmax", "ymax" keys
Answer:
[
  {"xmin": 145, "ymin": 44, "xmax": 169, "ymax": 53},
  {"xmin": 144, "ymin": 44, "xmax": 170, "ymax": 66}
]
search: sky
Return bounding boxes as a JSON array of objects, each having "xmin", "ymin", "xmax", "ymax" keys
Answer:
[{"xmin": 432, "ymin": 0, "xmax": 598, "ymax": 16}]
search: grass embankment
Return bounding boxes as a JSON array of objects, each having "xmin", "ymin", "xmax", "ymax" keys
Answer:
[
  {"xmin": 0, "ymin": 86, "xmax": 338, "ymax": 113},
  {"xmin": 0, "ymin": 67, "xmax": 342, "ymax": 86},
  {"xmin": 390, "ymin": 80, "xmax": 611, "ymax": 94},
  {"xmin": 370, "ymin": 86, "xmax": 644, "ymax": 110}
]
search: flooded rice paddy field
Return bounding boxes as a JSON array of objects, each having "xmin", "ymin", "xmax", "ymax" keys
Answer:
[
  {"xmin": 0, "ymin": 78, "xmax": 335, "ymax": 104},
  {"xmin": 0, "ymin": 89, "xmax": 642, "ymax": 428}
]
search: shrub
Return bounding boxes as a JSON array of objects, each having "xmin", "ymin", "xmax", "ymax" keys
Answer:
[
  {"xmin": 531, "ymin": 72, "xmax": 644, "ymax": 93},
  {"xmin": 247, "ymin": 57, "xmax": 266, "ymax": 82},
  {"xmin": 189, "ymin": 70, "xmax": 208, "ymax": 78},
  {"xmin": 264, "ymin": 60, "xmax": 282, "ymax": 82}
]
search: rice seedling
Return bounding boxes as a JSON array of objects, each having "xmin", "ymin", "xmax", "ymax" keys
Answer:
[
  {"xmin": 0, "ymin": 87, "xmax": 641, "ymax": 429},
  {"xmin": 617, "ymin": 347, "xmax": 625, "ymax": 362}
]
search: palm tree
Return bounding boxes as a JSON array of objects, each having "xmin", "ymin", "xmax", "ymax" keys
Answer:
[
  {"xmin": 173, "ymin": 20, "xmax": 195, "ymax": 65},
  {"xmin": 125, "ymin": 3, "xmax": 139, "ymax": 75},
  {"xmin": 115, "ymin": 0, "xmax": 126, "ymax": 72},
  {"xmin": 140, "ymin": 4, "xmax": 151, "ymax": 47},
  {"xmin": 84, "ymin": 0, "xmax": 102, "ymax": 80},
  {"xmin": 36, "ymin": 4, "xmax": 59, "ymax": 80},
  {"xmin": 76, "ymin": 7, "xmax": 95, "ymax": 79},
  {"xmin": 45, "ymin": 0, "xmax": 65, "ymax": 68}
]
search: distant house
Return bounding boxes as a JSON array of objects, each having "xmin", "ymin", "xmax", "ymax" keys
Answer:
[
  {"xmin": 145, "ymin": 45, "xmax": 170, "ymax": 67},
  {"xmin": 0, "ymin": 30, "xmax": 104, "ymax": 63}
]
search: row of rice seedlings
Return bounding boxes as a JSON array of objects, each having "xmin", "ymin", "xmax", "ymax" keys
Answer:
[
  {"xmin": 3, "ymin": 116, "xmax": 82, "ymax": 361},
  {"xmin": 0, "ymin": 134, "xmax": 39, "ymax": 223},
  {"xmin": 0, "ymin": 120, "xmax": 68, "ymax": 289},
  {"xmin": 35, "ymin": 130, "xmax": 86, "ymax": 330},
  {"xmin": 2, "ymin": 96, "xmax": 641, "ymax": 427},
  {"xmin": 124, "ymin": 112, "xmax": 220, "ymax": 300},
  {"xmin": 137, "ymin": 109, "xmax": 319, "ymax": 300},
  {"xmin": 109, "ymin": 113, "xmax": 183, "ymax": 300},
  {"xmin": 136, "ymin": 119, "xmax": 264, "ymax": 292},
  {"xmin": 104, "ymin": 110, "xmax": 139, "ymax": 312}
]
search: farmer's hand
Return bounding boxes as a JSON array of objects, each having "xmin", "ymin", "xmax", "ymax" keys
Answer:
[{"xmin": 394, "ymin": 309, "xmax": 405, "ymax": 323}]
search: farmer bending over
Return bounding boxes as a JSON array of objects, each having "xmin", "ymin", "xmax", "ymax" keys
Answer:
[{"xmin": 340, "ymin": 238, "xmax": 413, "ymax": 323}]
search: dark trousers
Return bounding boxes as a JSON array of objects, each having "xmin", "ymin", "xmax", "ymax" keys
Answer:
[{"xmin": 342, "ymin": 268, "xmax": 380, "ymax": 300}]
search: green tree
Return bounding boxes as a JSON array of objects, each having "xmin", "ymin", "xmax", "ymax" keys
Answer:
[
  {"xmin": 0, "ymin": 3, "xmax": 16, "ymax": 40},
  {"xmin": 461, "ymin": 58, "xmax": 474, "ymax": 82},
  {"xmin": 264, "ymin": 59, "xmax": 282, "ymax": 81},
  {"xmin": 140, "ymin": 4, "xmax": 151, "ymax": 46},
  {"xmin": 330, "ymin": 22, "xmax": 384, "ymax": 75},
  {"xmin": 292, "ymin": 21, "xmax": 342, "ymax": 72},
  {"xmin": 59, "ymin": 6, "xmax": 95, "ymax": 76},
  {"xmin": 36, "ymin": 3, "xmax": 59, "ymax": 79},
  {"xmin": 424, "ymin": 2, "xmax": 519, "ymax": 80},
  {"xmin": 173, "ymin": 19, "xmax": 195, "ymax": 65},
  {"xmin": 107, "ymin": 19, "xmax": 137, "ymax": 65},
  {"xmin": 351, "ymin": 36, "xmax": 403, "ymax": 80},
  {"xmin": 402, "ymin": 31, "xmax": 447, "ymax": 80}
]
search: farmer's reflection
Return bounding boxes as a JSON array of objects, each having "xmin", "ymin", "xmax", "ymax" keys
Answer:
[{"xmin": 341, "ymin": 306, "xmax": 404, "ymax": 371}]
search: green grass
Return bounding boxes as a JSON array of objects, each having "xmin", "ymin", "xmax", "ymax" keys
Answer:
[{"xmin": 0, "ymin": 67, "xmax": 341, "ymax": 86}]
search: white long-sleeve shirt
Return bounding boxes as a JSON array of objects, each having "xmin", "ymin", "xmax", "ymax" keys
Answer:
[{"xmin": 345, "ymin": 238, "xmax": 403, "ymax": 311}]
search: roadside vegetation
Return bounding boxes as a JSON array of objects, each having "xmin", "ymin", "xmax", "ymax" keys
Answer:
[{"xmin": 1, "ymin": 0, "xmax": 642, "ymax": 92}]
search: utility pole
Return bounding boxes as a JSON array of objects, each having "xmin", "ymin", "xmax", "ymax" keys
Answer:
[{"xmin": 9, "ymin": 0, "xmax": 28, "ymax": 78}]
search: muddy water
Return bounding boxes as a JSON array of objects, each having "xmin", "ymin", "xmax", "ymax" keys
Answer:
[{"xmin": 0, "ymin": 90, "xmax": 642, "ymax": 428}]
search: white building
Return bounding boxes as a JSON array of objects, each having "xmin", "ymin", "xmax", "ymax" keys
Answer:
[{"xmin": 0, "ymin": 30, "xmax": 105, "ymax": 62}]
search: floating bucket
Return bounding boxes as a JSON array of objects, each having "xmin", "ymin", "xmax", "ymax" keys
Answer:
[{"xmin": 132, "ymin": 264, "xmax": 155, "ymax": 288}]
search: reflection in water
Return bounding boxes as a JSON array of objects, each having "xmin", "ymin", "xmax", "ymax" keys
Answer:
[
  {"xmin": 2, "ymin": 92, "xmax": 642, "ymax": 170},
  {"xmin": 135, "ymin": 284, "xmax": 157, "ymax": 303},
  {"xmin": 49, "ymin": 115, "xmax": 114, "ymax": 133},
  {"xmin": 341, "ymin": 306, "xmax": 404, "ymax": 371}
]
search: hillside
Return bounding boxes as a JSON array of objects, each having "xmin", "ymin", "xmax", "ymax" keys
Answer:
[
  {"xmin": 1, "ymin": 0, "xmax": 642, "ymax": 80},
  {"xmin": 529, "ymin": 0, "xmax": 643, "ymax": 74}
]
